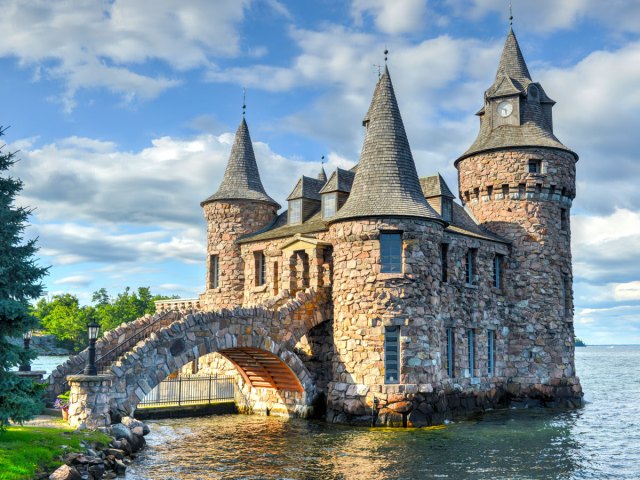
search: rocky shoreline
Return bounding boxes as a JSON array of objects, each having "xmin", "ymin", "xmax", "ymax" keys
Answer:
[{"xmin": 47, "ymin": 417, "xmax": 149, "ymax": 480}]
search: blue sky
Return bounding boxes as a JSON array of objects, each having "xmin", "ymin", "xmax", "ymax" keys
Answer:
[{"xmin": 2, "ymin": 0, "xmax": 640, "ymax": 344}]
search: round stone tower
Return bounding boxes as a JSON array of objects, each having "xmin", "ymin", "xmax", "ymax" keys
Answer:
[
  {"xmin": 199, "ymin": 118, "xmax": 280, "ymax": 310},
  {"xmin": 328, "ymin": 66, "xmax": 447, "ymax": 424},
  {"xmin": 455, "ymin": 28, "xmax": 581, "ymax": 405}
]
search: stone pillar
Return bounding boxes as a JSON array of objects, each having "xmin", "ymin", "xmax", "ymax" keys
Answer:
[{"xmin": 67, "ymin": 374, "xmax": 114, "ymax": 429}]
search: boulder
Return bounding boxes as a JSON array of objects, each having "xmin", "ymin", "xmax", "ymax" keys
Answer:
[
  {"xmin": 110, "ymin": 424, "xmax": 134, "ymax": 444},
  {"xmin": 50, "ymin": 465, "xmax": 82, "ymax": 480},
  {"xmin": 121, "ymin": 416, "xmax": 150, "ymax": 436},
  {"xmin": 386, "ymin": 401, "xmax": 413, "ymax": 413},
  {"xmin": 114, "ymin": 459, "xmax": 127, "ymax": 476},
  {"xmin": 88, "ymin": 463, "xmax": 105, "ymax": 480}
]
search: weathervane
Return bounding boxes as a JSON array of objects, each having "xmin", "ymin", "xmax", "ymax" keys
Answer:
[
  {"xmin": 373, "ymin": 63, "xmax": 383, "ymax": 78},
  {"xmin": 242, "ymin": 88, "xmax": 246, "ymax": 117}
]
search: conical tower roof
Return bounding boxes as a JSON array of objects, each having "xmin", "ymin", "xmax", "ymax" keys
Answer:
[
  {"xmin": 457, "ymin": 28, "xmax": 577, "ymax": 163},
  {"xmin": 201, "ymin": 118, "xmax": 280, "ymax": 208},
  {"xmin": 317, "ymin": 165, "xmax": 327, "ymax": 183},
  {"xmin": 333, "ymin": 67, "xmax": 440, "ymax": 222},
  {"xmin": 491, "ymin": 27, "xmax": 531, "ymax": 93}
]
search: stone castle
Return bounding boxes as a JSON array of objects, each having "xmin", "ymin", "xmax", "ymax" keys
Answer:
[{"xmin": 159, "ymin": 27, "xmax": 583, "ymax": 426}]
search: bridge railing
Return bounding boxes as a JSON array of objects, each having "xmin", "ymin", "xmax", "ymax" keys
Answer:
[
  {"xmin": 138, "ymin": 374, "xmax": 235, "ymax": 408},
  {"xmin": 87, "ymin": 308, "xmax": 179, "ymax": 374}
]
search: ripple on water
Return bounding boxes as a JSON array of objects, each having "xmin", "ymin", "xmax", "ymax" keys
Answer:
[{"xmin": 126, "ymin": 346, "xmax": 640, "ymax": 480}]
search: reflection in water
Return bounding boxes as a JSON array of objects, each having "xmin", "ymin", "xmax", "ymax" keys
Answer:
[{"xmin": 127, "ymin": 346, "xmax": 640, "ymax": 479}]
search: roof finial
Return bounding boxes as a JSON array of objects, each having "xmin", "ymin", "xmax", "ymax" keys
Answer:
[
  {"xmin": 242, "ymin": 88, "xmax": 246, "ymax": 117},
  {"xmin": 321, "ymin": 155, "xmax": 325, "ymax": 166},
  {"xmin": 384, "ymin": 45, "xmax": 389, "ymax": 64},
  {"xmin": 509, "ymin": 0, "xmax": 513, "ymax": 26}
]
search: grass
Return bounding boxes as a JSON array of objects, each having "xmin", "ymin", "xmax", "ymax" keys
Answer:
[{"xmin": 0, "ymin": 425, "xmax": 110, "ymax": 480}]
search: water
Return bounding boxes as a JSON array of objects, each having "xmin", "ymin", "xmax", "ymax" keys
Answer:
[
  {"xmin": 117, "ymin": 346, "xmax": 640, "ymax": 479},
  {"xmin": 32, "ymin": 355, "xmax": 71, "ymax": 376}
]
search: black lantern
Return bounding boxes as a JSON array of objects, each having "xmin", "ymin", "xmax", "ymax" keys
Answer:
[
  {"xmin": 18, "ymin": 330, "xmax": 33, "ymax": 372},
  {"xmin": 84, "ymin": 322, "xmax": 100, "ymax": 376}
]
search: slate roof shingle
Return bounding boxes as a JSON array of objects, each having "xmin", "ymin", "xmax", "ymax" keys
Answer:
[
  {"xmin": 332, "ymin": 66, "xmax": 441, "ymax": 222},
  {"xmin": 286, "ymin": 176, "xmax": 325, "ymax": 201},
  {"xmin": 201, "ymin": 118, "xmax": 280, "ymax": 208},
  {"xmin": 457, "ymin": 28, "xmax": 577, "ymax": 163},
  {"xmin": 319, "ymin": 168, "xmax": 355, "ymax": 194},
  {"xmin": 420, "ymin": 174, "xmax": 455, "ymax": 199}
]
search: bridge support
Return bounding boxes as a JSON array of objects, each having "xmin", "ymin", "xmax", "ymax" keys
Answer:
[{"xmin": 67, "ymin": 374, "xmax": 114, "ymax": 429}]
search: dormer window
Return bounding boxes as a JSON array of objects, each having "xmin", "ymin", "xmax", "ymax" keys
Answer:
[
  {"xmin": 322, "ymin": 193, "xmax": 336, "ymax": 219},
  {"xmin": 441, "ymin": 198, "xmax": 452, "ymax": 222},
  {"xmin": 289, "ymin": 199, "xmax": 302, "ymax": 225}
]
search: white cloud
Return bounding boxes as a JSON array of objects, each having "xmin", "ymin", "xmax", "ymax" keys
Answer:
[
  {"xmin": 351, "ymin": 0, "xmax": 428, "ymax": 35},
  {"xmin": 53, "ymin": 275, "xmax": 93, "ymax": 287},
  {"xmin": 0, "ymin": 0, "xmax": 251, "ymax": 108},
  {"xmin": 448, "ymin": 0, "xmax": 640, "ymax": 34},
  {"xmin": 613, "ymin": 282, "xmax": 640, "ymax": 302}
]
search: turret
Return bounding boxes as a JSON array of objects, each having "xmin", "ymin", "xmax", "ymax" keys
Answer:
[
  {"xmin": 199, "ymin": 118, "xmax": 280, "ymax": 310},
  {"xmin": 327, "ymin": 65, "xmax": 447, "ymax": 422},
  {"xmin": 455, "ymin": 27, "xmax": 582, "ymax": 405}
]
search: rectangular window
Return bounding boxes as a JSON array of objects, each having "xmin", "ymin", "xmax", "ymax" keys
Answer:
[
  {"xmin": 487, "ymin": 185, "xmax": 493, "ymax": 199},
  {"xmin": 273, "ymin": 261, "xmax": 279, "ymax": 295},
  {"xmin": 561, "ymin": 208, "xmax": 569, "ymax": 231},
  {"xmin": 209, "ymin": 255, "xmax": 219, "ymax": 289},
  {"xmin": 445, "ymin": 327, "xmax": 455, "ymax": 378},
  {"xmin": 562, "ymin": 274, "xmax": 571, "ymax": 318},
  {"xmin": 465, "ymin": 249, "xmax": 476, "ymax": 285},
  {"xmin": 467, "ymin": 328, "xmax": 475, "ymax": 377},
  {"xmin": 441, "ymin": 199, "xmax": 452, "ymax": 222},
  {"xmin": 493, "ymin": 254, "xmax": 503, "ymax": 289},
  {"xmin": 441, "ymin": 243, "xmax": 449, "ymax": 283},
  {"xmin": 502, "ymin": 184, "xmax": 509, "ymax": 198},
  {"xmin": 384, "ymin": 326, "xmax": 400, "ymax": 383},
  {"xmin": 488, "ymin": 330, "xmax": 495, "ymax": 376},
  {"xmin": 289, "ymin": 199, "xmax": 302, "ymax": 224},
  {"xmin": 254, "ymin": 251, "xmax": 266, "ymax": 286},
  {"xmin": 380, "ymin": 232, "xmax": 402, "ymax": 273},
  {"xmin": 322, "ymin": 193, "xmax": 337, "ymax": 219},
  {"xmin": 528, "ymin": 160, "xmax": 541, "ymax": 173}
]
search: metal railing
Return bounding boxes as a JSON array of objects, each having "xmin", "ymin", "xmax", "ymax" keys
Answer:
[
  {"xmin": 72, "ymin": 309, "xmax": 178, "ymax": 376},
  {"xmin": 138, "ymin": 375, "xmax": 235, "ymax": 408}
]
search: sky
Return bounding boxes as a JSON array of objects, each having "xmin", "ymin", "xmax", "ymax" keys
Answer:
[{"xmin": 2, "ymin": 0, "xmax": 639, "ymax": 345}]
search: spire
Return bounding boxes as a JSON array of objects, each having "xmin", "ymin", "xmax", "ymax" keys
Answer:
[
  {"xmin": 201, "ymin": 118, "xmax": 280, "ymax": 208},
  {"xmin": 317, "ymin": 157, "xmax": 327, "ymax": 183},
  {"xmin": 332, "ymin": 67, "xmax": 440, "ymax": 222},
  {"xmin": 494, "ymin": 28, "xmax": 531, "ymax": 89}
]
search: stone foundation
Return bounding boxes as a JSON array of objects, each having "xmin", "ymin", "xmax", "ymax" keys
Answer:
[{"xmin": 67, "ymin": 374, "xmax": 114, "ymax": 429}]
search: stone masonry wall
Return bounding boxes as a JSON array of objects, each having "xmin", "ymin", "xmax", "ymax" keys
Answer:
[
  {"xmin": 457, "ymin": 147, "xmax": 582, "ymax": 403},
  {"xmin": 326, "ymin": 218, "xmax": 515, "ymax": 426},
  {"xmin": 199, "ymin": 200, "xmax": 277, "ymax": 311}
]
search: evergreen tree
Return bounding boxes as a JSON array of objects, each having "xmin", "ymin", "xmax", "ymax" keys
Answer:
[{"xmin": 0, "ymin": 127, "xmax": 48, "ymax": 428}]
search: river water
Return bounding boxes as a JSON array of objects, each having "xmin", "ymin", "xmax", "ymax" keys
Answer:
[
  {"xmin": 41, "ymin": 347, "xmax": 640, "ymax": 479},
  {"xmin": 123, "ymin": 346, "xmax": 640, "ymax": 479}
]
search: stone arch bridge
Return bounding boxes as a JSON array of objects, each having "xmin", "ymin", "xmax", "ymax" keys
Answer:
[{"xmin": 47, "ymin": 288, "xmax": 331, "ymax": 426}]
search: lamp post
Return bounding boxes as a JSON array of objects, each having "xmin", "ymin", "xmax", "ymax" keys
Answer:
[
  {"xmin": 18, "ymin": 330, "xmax": 33, "ymax": 372},
  {"xmin": 84, "ymin": 322, "xmax": 100, "ymax": 376}
]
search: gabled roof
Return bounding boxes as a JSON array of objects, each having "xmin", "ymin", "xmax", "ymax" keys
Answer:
[
  {"xmin": 332, "ymin": 66, "xmax": 441, "ymax": 222},
  {"xmin": 238, "ymin": 210, "xmax": 328, "ymax": 243},
  {"xmin": 201, "ymin": 118, "xmax": 280, "ymax": 208},
  {"xmin": 446, "ymin": 203, "xmax": 510, "ymax": 244},
  {"xmin": 420, "ymin": 174, "xmax": 455, "ymax": 199},
  {"xmin": 319, "ymin": 167, "xmax": 355, "ymax": 194},
  {"xmin": 286, "ymin": 175, "xmax": 324, "ymax": 201}
]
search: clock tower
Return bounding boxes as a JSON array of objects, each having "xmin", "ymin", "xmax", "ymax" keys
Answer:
[{"xmin": 455, "ymin": 27, "xmax": 582, "ymax": 406}]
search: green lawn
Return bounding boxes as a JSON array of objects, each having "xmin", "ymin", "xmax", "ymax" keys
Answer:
[{"xmin": 0, "ymin": 425, "xmax": 110, "ymax": 480}]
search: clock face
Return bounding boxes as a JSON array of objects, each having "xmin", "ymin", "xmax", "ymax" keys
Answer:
[{"xmin": 497, "ymin": 101, "xmax": 513, "ymax": 118}]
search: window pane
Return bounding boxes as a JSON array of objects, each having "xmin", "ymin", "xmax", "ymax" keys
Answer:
[
  {"xmin": 385, "ymin": 326, "xmax": 400, "ymax": 383},
  {"xmin": 380, "ymin": 233, "xmax": 402, "ymax": 273},
  {"xmin": 323, "ymin": 193, "xmax": 336, "ymax": 218},
  {"xmin": 289, "ymin": 200, "xmax": 302, "ymax": 224}
]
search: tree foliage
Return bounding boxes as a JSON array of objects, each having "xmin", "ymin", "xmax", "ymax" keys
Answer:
[
  {"xmin": 0, "ymin": 127, "xmax": 49, "ymax": 428},
  {"xmin": 34, "ymin": 287, "xmax": 176, "ymax": 351}
]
